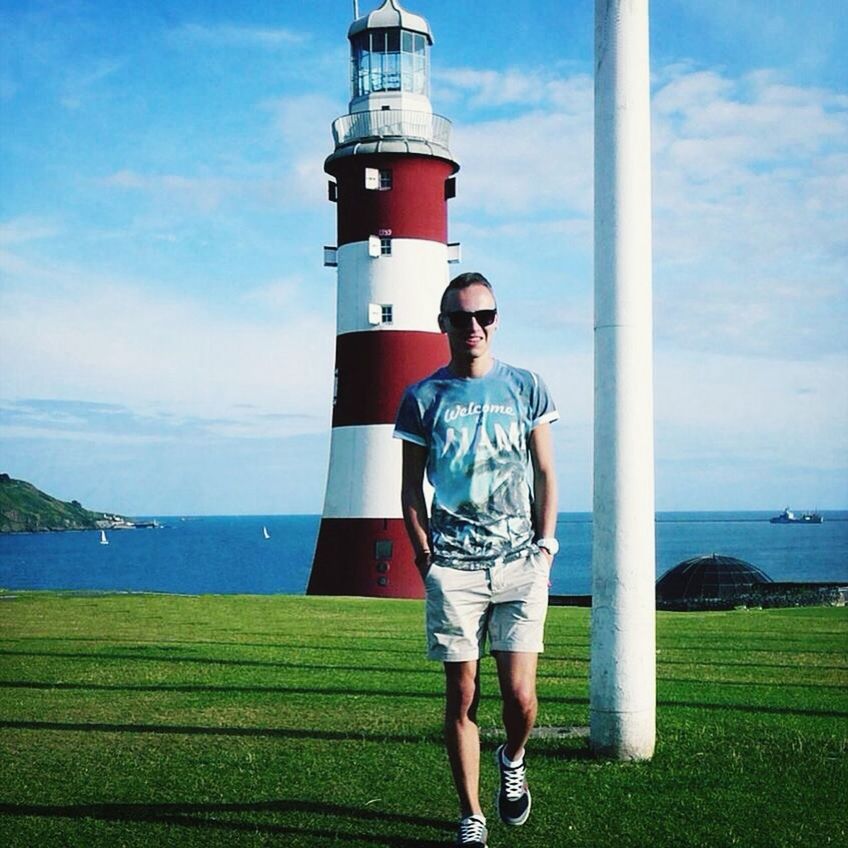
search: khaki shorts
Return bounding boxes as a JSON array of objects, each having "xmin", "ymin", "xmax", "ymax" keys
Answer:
[{"xmin": 423, "ymin": 549, "xmax": 551, "ymax": 662}]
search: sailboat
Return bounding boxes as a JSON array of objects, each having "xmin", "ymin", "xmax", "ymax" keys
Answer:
[
  {"xmin": 100, "ymin": 530, "xmax": 109, "ymax": 545},
  {"xmin": 262, "ymin": 526, "xmax": 270, "ymax": 540}
]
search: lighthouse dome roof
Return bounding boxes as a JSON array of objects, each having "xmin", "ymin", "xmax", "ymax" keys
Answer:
[{"xmin": 349, "ymin": 0, "xmax": 433, "ymax": 44}]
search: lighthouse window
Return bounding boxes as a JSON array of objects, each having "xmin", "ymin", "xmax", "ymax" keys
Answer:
[
  {"xmin": 380, "ymin": 237, "xmax": 392, "ymax": 255},
  {"xmin": 380, "ymin": 304, "xmax": 393, "ymax": 324},
  {"xmin": 379, "ymin": 169, "xmax": 393, "ymax": 190},
  {"xmin": 351, "ymin": 29, "xmax": 428, "ymax": 97}
]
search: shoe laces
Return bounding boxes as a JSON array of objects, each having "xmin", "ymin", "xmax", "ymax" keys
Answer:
[
  {"xmin": 458, "ymin": 815, "xmax": 486, "ymax": 843},
  {"xmin": 501, "ymin": 754, "xmax": 527, "ymax": 800}
]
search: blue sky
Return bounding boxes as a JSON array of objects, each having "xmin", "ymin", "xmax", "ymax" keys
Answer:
[{"xmin": 1, "ymin": 0, "xmax": 846, "ymax": 514}]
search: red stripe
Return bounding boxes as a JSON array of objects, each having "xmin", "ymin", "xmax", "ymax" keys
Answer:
[
  {"xmin": 332, "ymin": 330, "xmax": 448, "ymax": 427},
  {"xmin": 327, "ymin": 155, "xmax": 457, "ymax": 246},
  {"xmin": 307, "ymin": 517, "xmax": 423, "ymax": 599}
]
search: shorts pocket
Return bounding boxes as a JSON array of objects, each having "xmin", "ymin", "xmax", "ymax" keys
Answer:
[{"xmin": 534, "ymin": 548, "xmax": 552, "ymax": 573}]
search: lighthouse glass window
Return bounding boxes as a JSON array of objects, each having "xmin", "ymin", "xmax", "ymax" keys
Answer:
[
  {"xmin": 403, "ymin": 32, "xmax": 428, "ymax": 95},
  {"xmin": 351, "ymin": 29, "xmax": 427, "ymax": 97}
]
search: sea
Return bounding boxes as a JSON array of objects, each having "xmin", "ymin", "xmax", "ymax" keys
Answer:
[{"xmin": 1, "ymin": 511, "xmax": 846, "ymax": 596}]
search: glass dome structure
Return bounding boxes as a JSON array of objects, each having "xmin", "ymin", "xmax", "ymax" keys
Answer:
[
  {"xmin": 349, "ymin": 0, "xmax": 432, "ymax": 99},
  {"xmin": 656, "ymin": 554, "xmax": 773, "ymax": 601}
]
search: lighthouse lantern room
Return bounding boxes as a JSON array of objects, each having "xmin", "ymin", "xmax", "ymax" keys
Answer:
[{"xmin": 307, "ymin": 1, "xmax": 459, "ymax": 599}]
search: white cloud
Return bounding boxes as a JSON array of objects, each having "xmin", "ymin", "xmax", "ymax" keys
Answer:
[
  {"xmin": 98, "ymin": 93, "xmax": 341, "ymax": 214},
  {"xmin": 60, "ymin": 58, "xmax": 124, "ymax": 110},
  {"xmin": 241, "ymin": 277, "xmax": 305, "ymax": 311},
  {"xmin": 436, "ymin": 67, "xmax": 550, "ymax": 108},
  {"xmin": 171, "ymin": 23, "xmax": 307, "ymax": 49},
  {"xmin": 445, "ymin": 63, "xmax": 846, "ymax": 362},
  {"xmin": 102, "ymin": 170, "xmax": 244, "ymax": 213},
  {"xmin": 655, "ymin": 350, "xmax": 848, "ymax": 469},
  {"xmin": 0, "ymin": 216, "xmax": 60, "ymax": 245},
  {"xmin": 0, "ymin": 254, "xmax": 335, "ymax": 438},
  {"xmin": 263, "ymin": 93, "xmax": 343, "ymax": 207}
]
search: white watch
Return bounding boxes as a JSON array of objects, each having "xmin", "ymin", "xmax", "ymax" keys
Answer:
[{"xmin": 536, "ymin": 537, "xmax": 559, "ymax": 556}]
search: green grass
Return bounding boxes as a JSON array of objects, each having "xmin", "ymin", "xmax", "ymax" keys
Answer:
[{"xmin": 0, "ymin": 593, "xmax": 845, "ymax": 847}]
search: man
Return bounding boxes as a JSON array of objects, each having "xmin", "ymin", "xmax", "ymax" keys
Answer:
[{"xmin": 394, "ymin": 272, "xmax": 559, "ymax": 848}]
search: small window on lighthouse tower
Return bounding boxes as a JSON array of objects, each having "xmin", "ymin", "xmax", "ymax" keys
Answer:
[
  {"xmin": 380, "ymin": 237, "xmax": 392, "ymax": 255},
  {"xmin": 379, "ymin": 169, "xmax": 393, "ymax": 190},
  {"xmin": 381, "ymin": 304, "xmax": 394, "ymax": 324}
]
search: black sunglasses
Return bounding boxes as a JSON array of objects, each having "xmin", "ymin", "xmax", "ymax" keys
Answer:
[{"xmin": 441, "ymin": 309, "xmax": 498, "ymax": 329}]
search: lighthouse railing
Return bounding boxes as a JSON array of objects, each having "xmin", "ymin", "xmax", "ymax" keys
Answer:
[{"xmin": 332, "ymin": 110, "xmax": 451, "ymax": 148}]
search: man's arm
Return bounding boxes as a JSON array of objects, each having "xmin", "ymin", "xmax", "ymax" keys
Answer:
[
  {"xmin": 401, "ymin": 440, "xmax": 431, "ymax": 577},
  {"xmin": 529, "ymin": 422, "xmax": 558, "ymax": 560}
]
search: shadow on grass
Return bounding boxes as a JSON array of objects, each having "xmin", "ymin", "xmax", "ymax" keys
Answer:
[
  {"xmin": 0, "ymin": 798, "xmax": 452, "ymax": 847},
  {"xmin": 0, "ymin": 648, "xmax": 423, "ymax": 671},
  {"xmin": 0, "ymin": 679, "xmax": 451, "ymax": 701},
  {"xmin": 655, "ymin": 676, "xmax": 847, "ymax": 691},
  {"xmin": 655, "ymin": 701, "xmax": 848, "ymax": 718},
  {"xmin": 3, "ymin": 678, "xmax": 846, "ymax": 717},
  {"xmin": 4, "ymin": 647, "xmax": 845, "ymax": 677},
  {"xmin": 0, "ymin": 718, "xmax": 441, "ymax": 744},
  {"xmin": 0, "ymin": 648, "xmax": 445, "ymax": 678},
  {"xmin": 654, "ymin": 643, "xmax": 847, "ymax": 657},
  {"xmin": 655, "ymin": 657, "xmax": 848, "ymax": 672}
]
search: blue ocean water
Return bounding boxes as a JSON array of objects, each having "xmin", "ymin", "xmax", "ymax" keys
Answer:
[{"xmin": 0, "ymin": 512, "xmax": 846, "ymax": 596}]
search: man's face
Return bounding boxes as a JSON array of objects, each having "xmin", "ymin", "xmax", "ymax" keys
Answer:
[{"xmin": 439, "ymin": 284, "xmax": 498, "ymax": 363}]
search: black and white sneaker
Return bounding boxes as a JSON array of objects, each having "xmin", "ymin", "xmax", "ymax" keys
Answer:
[
  {"xmin": 456, "ymin": 814, "xmax": 488, "ymax": 847},
  {"xmin": 494, "ymin": 744, "xmax": 531, "ymax": 826}
]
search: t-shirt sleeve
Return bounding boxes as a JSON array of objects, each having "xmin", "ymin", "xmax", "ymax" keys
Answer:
[
  {"xmin": 530, "ymin": 372, "xmax": 560, "ymax": 430},
  {"xmin": 393, "ymin": 387, "xmax": 427, "ymax": 446}
]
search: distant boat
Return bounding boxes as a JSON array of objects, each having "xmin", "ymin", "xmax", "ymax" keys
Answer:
[
  {"xmin": 770, "ymin": 507, "xmax": 823, "ymax": 525},
  {"xmin": 263, "ymin": 526, "xmax": 271, "ymax": 540},
  {"xmin": 99, "ymin": 530, "xmax": 109, "ymax": 545}
]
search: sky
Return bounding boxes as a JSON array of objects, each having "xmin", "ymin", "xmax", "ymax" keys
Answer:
[{"xmin": 0, "ymin": 0, "xmax": 846, "ymax": 515}]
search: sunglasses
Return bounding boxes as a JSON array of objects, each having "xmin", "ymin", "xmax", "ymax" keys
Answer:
[{"xmin": 441, "ymin": 309, "xmax": 498, "ymax": 329}]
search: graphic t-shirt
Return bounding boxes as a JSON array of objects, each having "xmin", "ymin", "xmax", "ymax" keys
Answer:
[{"xmin": 393, "ymin": 360, "xmax": 559, "ymax": 569}]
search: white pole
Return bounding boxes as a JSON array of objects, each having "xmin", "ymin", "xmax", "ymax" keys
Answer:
[{"xmin": 590, "ymin": 0, "xmax": 656, "ymax": 760}]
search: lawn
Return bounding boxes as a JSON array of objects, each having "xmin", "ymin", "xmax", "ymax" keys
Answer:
[{"xmin": 0, "ymin": 593, "xmax": 845, "ymax": 847}]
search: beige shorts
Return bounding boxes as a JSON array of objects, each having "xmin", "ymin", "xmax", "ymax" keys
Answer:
[{"xmin": 423, "ymin": 549, "xmax": 551, "ymax": 662}]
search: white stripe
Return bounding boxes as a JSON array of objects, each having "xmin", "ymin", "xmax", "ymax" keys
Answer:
[
  {"xmin": 320, "ymin": 424, "xmax": 400, "ymax": 518},
  {"xmin": 336, "ymin": 239, "xmax": 449, "ymax": 334}
]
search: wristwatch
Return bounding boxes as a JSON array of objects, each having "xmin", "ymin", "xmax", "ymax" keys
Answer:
[{"xmin": 536, "ymin": 537, "xmax": 559, "ymax": 556}]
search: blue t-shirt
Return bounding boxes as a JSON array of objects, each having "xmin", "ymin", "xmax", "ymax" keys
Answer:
[{"xmin": 393, "ymin": 359, "xmax": 559, "ymax": 569}]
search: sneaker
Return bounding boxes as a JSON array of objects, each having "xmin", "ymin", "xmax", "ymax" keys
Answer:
[
  {"xmin": 456, "ymin": 814, "xmax": 488, "ymax": 847},
  {"xmin": 494, "ymin": 744, "xmax": 531, "ymax": 826}
]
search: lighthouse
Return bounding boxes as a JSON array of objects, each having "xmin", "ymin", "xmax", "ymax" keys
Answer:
[{"xmin": 307, "ymin": 0, "xmax": 459, "ymax": 599}]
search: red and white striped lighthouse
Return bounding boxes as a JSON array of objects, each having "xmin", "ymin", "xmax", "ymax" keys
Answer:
[{"xmin": 307, "ymin": 0, "xmax": 459, "ymax": 599}]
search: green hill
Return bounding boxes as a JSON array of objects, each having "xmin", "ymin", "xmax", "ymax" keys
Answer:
[{"xmin": 0, "ymin": 474, "xmax": 131, "ymax": 533}]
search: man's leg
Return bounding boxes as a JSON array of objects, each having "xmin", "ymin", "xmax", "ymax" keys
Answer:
[
  {"xmin": 444, "ymin": 660, "xmax": 483, "ymax": 817},
  {"xmin": 493, "ymin": 651, "xmax": 538, "ymax": 761}
]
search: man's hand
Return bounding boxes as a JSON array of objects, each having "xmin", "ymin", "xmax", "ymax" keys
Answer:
[
  {"xmin": 539, "ymin": 546, "xmax": 555, "ymax": 565},
  {"xmin": 415, "ymin": 550, "xmax": 432, "ymax": 579}
]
